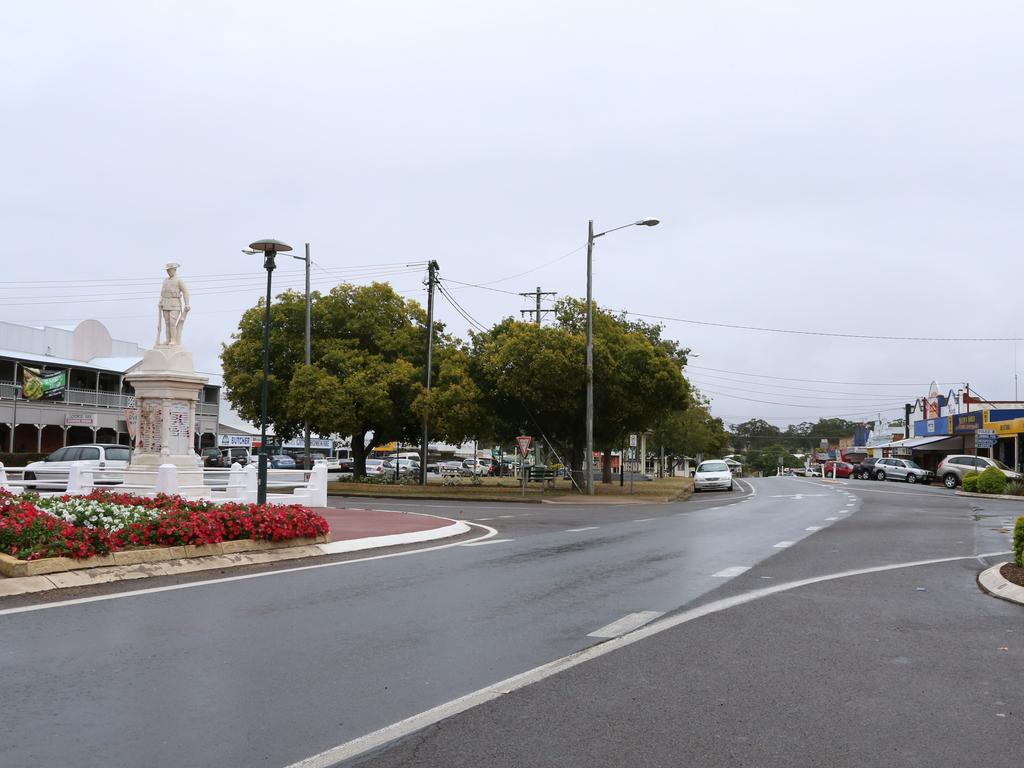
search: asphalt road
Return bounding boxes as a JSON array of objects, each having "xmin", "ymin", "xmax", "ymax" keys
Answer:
[{"xmin": 0, "ymin": 477, "xmax": 1018, "ymax": 767}]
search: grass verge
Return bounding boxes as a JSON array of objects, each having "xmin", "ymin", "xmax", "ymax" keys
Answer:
[{"xmin": 328, "ymin": 476, "xmax": 694, "ymax": 503}]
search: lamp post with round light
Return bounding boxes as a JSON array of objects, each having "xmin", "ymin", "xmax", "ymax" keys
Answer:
[
  {"xmin": 584, "ymin": 218, "xmax": 659, "ymax": 495},
  {"xmin": 246, "ymin": 238, "xmax": 293, "ymax": 505}
]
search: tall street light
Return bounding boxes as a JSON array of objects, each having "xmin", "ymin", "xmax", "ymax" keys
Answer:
[
  {"xmin": 585, "ymin": 218, "xmax": 659, "ymax": 495},
  {"xmin": 247, "ymin": 238, "xmax": 293, "ymax": 505},
  {"xmin": 291, "ymin": 243, "xmax": 312, "ymax": 471}
]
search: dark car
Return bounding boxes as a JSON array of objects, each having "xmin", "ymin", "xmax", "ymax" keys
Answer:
[
  {"xmin": 201, "ymin": 447, "xmax": 223, "ymax": 467},
  {"xmin": 853, "ymin": 457, "xmax": 882, "ymax": 480},
  {"xmin": 270, "ymin": 454, "xmax": 297, "ymax": 469}
]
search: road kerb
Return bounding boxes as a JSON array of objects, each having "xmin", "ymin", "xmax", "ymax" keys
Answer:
[
  {"xmin": 977, "ymin": 562, "xmax": 1024, "ymax": 606},
  {"xmin": 0, "ymin": 523, "xmax": 469, "ymax": 598}
]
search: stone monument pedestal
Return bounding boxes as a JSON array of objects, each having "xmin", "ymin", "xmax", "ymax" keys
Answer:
[{"xmin": 125, "ymin": 345, "xmax": 208, "ymax": 493}]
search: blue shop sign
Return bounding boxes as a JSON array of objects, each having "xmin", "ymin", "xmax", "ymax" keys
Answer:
[
  {"xmin": 953, "ymin": 412, "xmax": 984, "ymax": 434},
  {"xmin": 914, "ymin": 417, "xmax": 951, "ymax": 437}
]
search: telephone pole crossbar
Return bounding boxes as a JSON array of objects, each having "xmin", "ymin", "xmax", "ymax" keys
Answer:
[{"xmin": 518, "ymin": 286, "xmax": 557, "ymax": 326}]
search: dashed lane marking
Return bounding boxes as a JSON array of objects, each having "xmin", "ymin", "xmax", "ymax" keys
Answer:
[
  {"xmin": 633, "ymin": 518, "xmax": 657, "ymax": 522},
  {"xmin": 587, "ymin": 611, "xmax": 665, "ymax": 639},
  {"xmin": 805, "ymin": 526, "xmax": 822, "ymax": 532},
  {"xmin": 773, "ymin": 541, "xmax": 795, "ymax": 548},
  {"xmin": 825, "ymin": 516, "xmax": 839, "ymax": 521},
  {"xmin": 712, "ymin": 566, "xmax": 751, "ymax": 578},
  {"xmin": 565, "ymin": 527, "xmax": 599, "ymax": 532}
]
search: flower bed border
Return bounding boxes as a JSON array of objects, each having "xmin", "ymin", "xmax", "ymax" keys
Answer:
[{"xmin": 0, "ymin": 534, "xmax": 329, "ymax": 578}]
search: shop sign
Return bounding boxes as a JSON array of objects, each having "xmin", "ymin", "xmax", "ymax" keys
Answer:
[
  {"xmin": 65, "ymin": 414, "xmax": 97, "ymax": 427},
  {"xmin": 983, "ymin": 409, "xmax": 1024, "ymax": 427},
  {"xmin": 953, "ymin": 412, "xmax": 984, "ymax": 434},
  {"xmin": 282, "ymin": 437, "xmax": 333, "ymax": 450},
  {"xmin": 987, "ymin": 417, "xmax": 1024, "ymax": 436},
  {"xmin": 218, "ymin": 434, "xmax": 253, "ymax": 448},
  {"xmin": 914, "ymin": 417, "xmax": 952, "ymax": 437}
]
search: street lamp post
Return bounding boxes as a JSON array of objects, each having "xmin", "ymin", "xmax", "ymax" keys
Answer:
[
  {"xmin": 584, "ymin": 218, "xmax": 659, "ymax": 495},
  {"xmin": 291, "ymin": 243, "xmax": 312, "ymax": 471},
  {"xmin": 247, "ymin": 238, "xmax": 293, "ymax": 505}
]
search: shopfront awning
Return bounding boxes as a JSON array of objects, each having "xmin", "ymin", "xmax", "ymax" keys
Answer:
[{"xmin": 874, "ymin": 435, "xmax": 965, "ymax": 452}]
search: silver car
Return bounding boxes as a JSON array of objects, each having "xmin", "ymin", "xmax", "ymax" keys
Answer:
[
  {"xmin": 872, "ymin": 457, "xmax": 934, "ymax": 484},
  {"xmin": 936, "ymin": 455, "xmax": 1023, "ymax": 488}
]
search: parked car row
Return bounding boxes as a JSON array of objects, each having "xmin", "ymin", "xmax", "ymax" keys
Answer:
[{"xmin": 834, "ymin": 454, "xmax": 1023, "ymax": 487}]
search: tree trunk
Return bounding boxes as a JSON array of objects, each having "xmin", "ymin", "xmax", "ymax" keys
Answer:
[
  {"xmin": 602, "ymin": 448, "xmax": 613, "ymax": 484},
  {"xmin": 352, "ymin": 431, "xmax": 369, "ymax": 477}
]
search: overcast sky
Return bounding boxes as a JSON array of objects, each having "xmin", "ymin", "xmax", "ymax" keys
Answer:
[{"xmin": 3, "ymin": 1, "xmax": 1022, "ymax": 431}]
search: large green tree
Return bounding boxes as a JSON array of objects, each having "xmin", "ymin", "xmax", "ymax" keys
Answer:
[
  {"xmin": 468, "ymin": 300, "xmax": 690, "ymax": 483},
  {"xmin": 222, "ymin": 282, "xmax": 463, "ymax": 475}
]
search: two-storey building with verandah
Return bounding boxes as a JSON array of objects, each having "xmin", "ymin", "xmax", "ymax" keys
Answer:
[{"xmin": 0, "ymin": 319, "xmax": 220, "ymax": 455}]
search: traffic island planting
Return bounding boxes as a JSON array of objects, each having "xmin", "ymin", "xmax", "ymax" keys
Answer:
[{"xmin": 0, "ymin": 489, "xmax": 329, "ymax": 576}]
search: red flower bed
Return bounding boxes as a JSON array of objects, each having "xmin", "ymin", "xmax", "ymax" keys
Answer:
[{"xmin": 0, "ymin": 490, "xmax": 328, "ymax": 561}]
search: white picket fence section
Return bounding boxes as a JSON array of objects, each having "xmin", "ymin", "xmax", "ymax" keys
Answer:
[{"xmin": 0, "ymin": 462, "xmax": 328, "ymax": 508}]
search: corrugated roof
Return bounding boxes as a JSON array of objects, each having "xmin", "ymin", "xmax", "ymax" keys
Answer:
[{"xmin": 0, "ymin": 348, "xmax": 141, "ymax": 373}]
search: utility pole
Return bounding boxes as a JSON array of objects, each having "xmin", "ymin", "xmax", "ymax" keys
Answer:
[
  {"xmin": 518, "ymin": 286, "xmax": 556, "ymax": 326},
  {"xmin": 421, "ymin": 260, "xmax": 439, "ymax": 485}
]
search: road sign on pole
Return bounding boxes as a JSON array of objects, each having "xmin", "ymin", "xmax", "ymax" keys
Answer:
[
  {"xmin": 517, "ymin": 435, "xmax": 532, "ymax": 458},
  {"xmin": 629, "ymin": 434, "xmax": 637, "ymax": 448}
]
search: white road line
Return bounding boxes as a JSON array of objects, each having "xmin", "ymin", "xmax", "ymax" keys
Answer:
[
  {"xmin": 281, "ymin": 548, "xmax": 1011, "ymax": 768},
  {"xmin": 565, "ymin": 526, "xmax": 599, "ymax": 532},
  {"xmin": 633, "ymin": 518, "xmax": 657, "ymax": 522},
  {"xmin": 825, "ymin": 516, "xmax": 839, "ymax": 521},
  {"xmin": 712, "ymin": 565, "xmax": 750, "ymax": 578},
  {"xmin": 587, "ymin": 611, "xmax": 665, "ymax": 638},
  {"xmin": 773, "ymin": 541, "xmax": 795, "ymax": 548},
  {"xmin": 838, "ymin": 510, "xmax": 850, "ymax": 514},
  {"xmin": 805, "ymin": 526, "xmax": 822, "ymax": 531},
  {"xmin": 0, "ymin": 521, "xmax": 500, "ymax": 617},
  {"xmin": 459, "ymin": 539, "xmax": 514, "ymax": 547},
  {"xmin": 497, "ymin": 515, "xmax": 516, "ymax": 519},
  {"xmin": 474, "ymin": 517, "xmax": 495, "ymax": 521}
]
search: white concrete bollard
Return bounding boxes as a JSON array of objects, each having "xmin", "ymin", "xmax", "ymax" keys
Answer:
[
  {"xmin": 307, "ymin": 463, "xmax": 328, "ymax": 507},
  {"xmin": 155, "ymin": 464, "xmax": 179, "ymax": 496},
  {"xmin": 78, "ymin": 468, "xmax": 95, "ymax": 494},
  {"xmin": 225, "ymin": 462, "xmax": 245, "ymax": 500},
  {"xmin": 243, "ymin": 463, "xmax": 258, "ymax": 503},
  {"xmin": 66, "ymin": 464, "xmax": 83, "ymax": 495}
]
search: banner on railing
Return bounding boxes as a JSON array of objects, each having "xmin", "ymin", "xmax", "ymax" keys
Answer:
[{"xmin": 22, "ymin": 367, "xmax": 66, "ymax": 401}]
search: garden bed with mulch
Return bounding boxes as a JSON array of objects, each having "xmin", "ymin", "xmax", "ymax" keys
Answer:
[{"xmin": 1001, "ymin": 563, "xmax": 1024, "ymax": 588}]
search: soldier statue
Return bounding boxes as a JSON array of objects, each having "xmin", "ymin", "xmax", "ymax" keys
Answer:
[{"xmin": 157, "ymin": 262, "xmax": 191, "ymax": 346}]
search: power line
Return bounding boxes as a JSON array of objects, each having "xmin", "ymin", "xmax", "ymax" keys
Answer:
[
  {"xmin": 689, "ymin": 365, "xmax": 961, "ymax": 388},
  {"xmin": 687, "ymin": 373, "xmax": 921, "ymax": 400},
  {"xmin": 697, "ymin": 387, "xmax": 907, "ymax": 411},
  {"xmin": 618, "ymin": 310, "xmax": 1018, "ymax": 342}
]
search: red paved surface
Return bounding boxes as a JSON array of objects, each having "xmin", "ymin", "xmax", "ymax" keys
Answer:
[{"xmin": 309, "ymin": 507, "xmax": 455, "ymax": 543}]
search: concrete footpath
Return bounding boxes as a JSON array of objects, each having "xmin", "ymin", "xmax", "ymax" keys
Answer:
[{"xmin": 0, "ymin": 506, "xmax": 472, "ymax": 598}]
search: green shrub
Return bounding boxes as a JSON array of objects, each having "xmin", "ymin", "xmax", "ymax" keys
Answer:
[
  {"xmin": 1015, "ymin": 517, "xmax": 1024, "ymax": 566},
  {"xmin": 0, "ymin": 452, "xmax": 48, "ymax": 468},
  {"xmin": 977, "ymin": 466, "xmax": 1008, "ymax": 495},
  {"xmin": 1005, "ymin": 480, "xmax": 1024, "ymax": 497},
  {"xmin": 962, "ymin": 471, "xmax": 980, "ymax": 492}
]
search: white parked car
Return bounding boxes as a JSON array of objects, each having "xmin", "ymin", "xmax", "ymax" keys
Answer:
[
  {"xmin": 23, "ymin": 444, "xmax": 132, "ymax": 490},
  {"xmin": 693, "ymin": 460, "xmax": 734, "ymax": 492}
]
